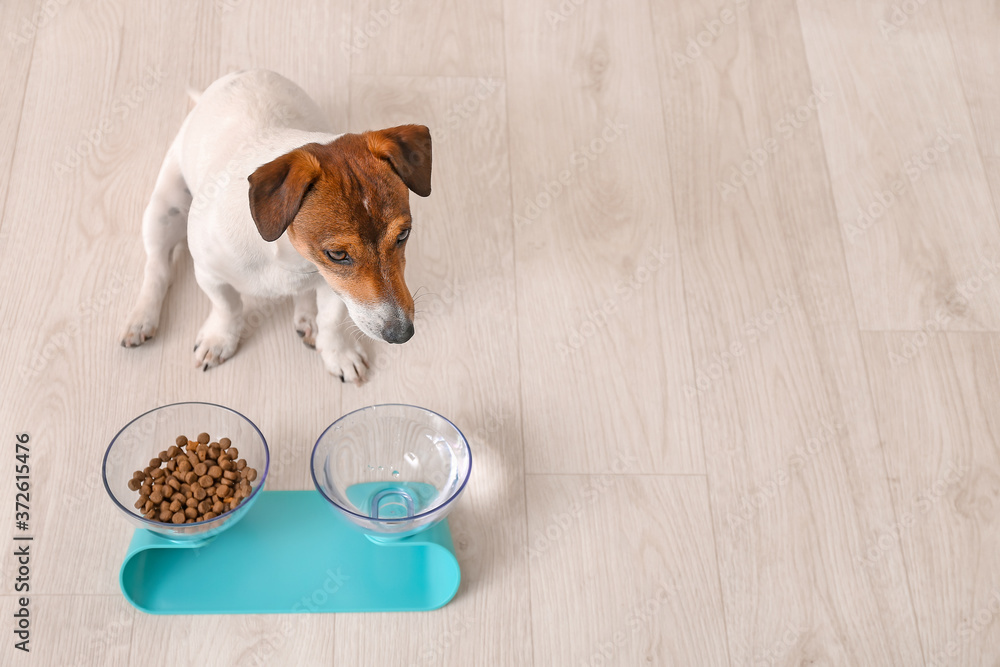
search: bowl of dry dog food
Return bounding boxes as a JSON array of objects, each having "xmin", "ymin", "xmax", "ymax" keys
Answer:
[{"xmin": 103, "ymin": 402, "xmax": 269, "ymax": 542}]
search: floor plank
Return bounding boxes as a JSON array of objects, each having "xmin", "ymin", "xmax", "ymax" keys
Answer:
[
  {"xmin": 504, "ymin": 0, "xmax": 703, "ymax": 476},
  {"xmin": 0, "ymin": 0, "xmax": 39, "ymax": 238},
  {"xmin": 651, "ymin": 0, "xmax": 924, "ymax": 662},
  {"xmin": 0, "ymin": 595, "xmax": 133, "ymax": 667},
  {"xmin": 349, "ymin": 0, "xmax": 504, "ymax": 77},
  {"xmin": 798, "ymin": 0, "xmax": 1000, "ymax": 331},
  {"xmin": 526, "ymin": 474, "xmax": 729, "ymax": 665},
  {"xmin": 863, "ymin": 332, "xmax": 1000, "ymax": 667}
]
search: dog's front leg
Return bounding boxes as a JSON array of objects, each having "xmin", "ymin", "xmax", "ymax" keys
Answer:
[
  {"xmin": 192, "ymin": 271, "xmax": 244, "ymax": 371},
  {"xmin": 315, "ymin": 287, "xmax": 369, "ymax": 384}
]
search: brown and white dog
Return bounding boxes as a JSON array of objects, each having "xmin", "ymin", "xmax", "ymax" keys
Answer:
[{"xmin": 120, "ymin": 70, "xmax": 430, "ymax": 383}]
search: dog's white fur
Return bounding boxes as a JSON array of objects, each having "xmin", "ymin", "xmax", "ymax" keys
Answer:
[{"xmin": 121, "ymin": 70, "xmax": 372, "ymax": 382}]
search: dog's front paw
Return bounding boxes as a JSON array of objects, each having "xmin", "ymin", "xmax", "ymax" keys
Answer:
[
  {"xmin": 120, "ymin": 309, "xmax": 158, "ymax": 347},
  {"xmin": 318, "ymin": 339, "xmax": 369, "ymax": 384},
  {"xmin": 193, "ymin": 320, "xmax": 241, "ymax": 371},
  {"xmin": 294, "ymin": 313, "xmax": 317, "ymax": 349}
]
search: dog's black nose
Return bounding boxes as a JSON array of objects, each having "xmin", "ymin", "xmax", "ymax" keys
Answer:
[{"xmin": 381, "ymin": 318, "xmax": 414, "ymax": 344}]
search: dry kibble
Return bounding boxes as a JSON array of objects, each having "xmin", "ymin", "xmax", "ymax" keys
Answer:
[{"xmin": 131, "ymin": 432, "xmax": 255, "ymax": 524}]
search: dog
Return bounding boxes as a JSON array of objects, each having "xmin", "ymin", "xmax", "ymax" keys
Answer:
[{"xmin": 119, "ymin": 70, "xmax": 431, "ymax": 383}]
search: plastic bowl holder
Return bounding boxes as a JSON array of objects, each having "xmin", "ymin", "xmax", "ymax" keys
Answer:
[{"xmin": 106, "ymin": 403, "xmax": 466, "ymax": 614}]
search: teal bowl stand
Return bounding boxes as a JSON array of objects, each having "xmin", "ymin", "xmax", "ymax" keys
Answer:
[{"xmin": 120, "ymin": 490, "xmax": 461, "ymax": 614}]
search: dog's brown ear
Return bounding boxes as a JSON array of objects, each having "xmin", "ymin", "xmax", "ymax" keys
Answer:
[
  {"xmin": 364, "ymin": 125, "xmax": 432, "ymax": 197},
  {"xmin": 248, "ymin": 146, "xmax": 322, "ymax": 242}
]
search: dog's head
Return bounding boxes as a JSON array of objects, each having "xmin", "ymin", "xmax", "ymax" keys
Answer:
[{"xmin": 247, "ymin": 125, "xmax": 431, "ymax": 344}]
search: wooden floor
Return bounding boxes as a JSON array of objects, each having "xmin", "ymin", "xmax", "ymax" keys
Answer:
[{"xmin": 1, "ymin": 0, "xmax": 999, "ymax": 665}]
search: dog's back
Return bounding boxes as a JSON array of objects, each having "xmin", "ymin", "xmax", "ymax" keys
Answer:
[{"xmin": 177, "ymin": 70, "xmax": 332, "ymax": 198}]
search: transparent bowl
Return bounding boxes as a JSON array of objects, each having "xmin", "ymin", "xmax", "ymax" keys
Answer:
[
  {"xmin": 311, "ymin": 404, "xmax": 472, "ymax": 540},
  {"xmin": 103, "ymin": 402, "xmax": 269, "ymax": 542}
]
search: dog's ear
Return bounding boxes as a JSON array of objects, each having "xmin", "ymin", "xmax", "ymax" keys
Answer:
[
  {"xmin": 248, "ymin": 146, "xmax": 322, "ymax": 242},
  {"xmin": 364, "ymin": 125, "xmax": 432, "ymax": 197}
]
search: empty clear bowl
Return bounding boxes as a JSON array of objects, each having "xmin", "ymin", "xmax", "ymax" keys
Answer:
[
  {"xmin": 103, "ymin": 402, "xmax": 269, "ymax": 542},
  {"xmin": 311, "ymin": 404, "xmax": 472, "ymax": 540}
]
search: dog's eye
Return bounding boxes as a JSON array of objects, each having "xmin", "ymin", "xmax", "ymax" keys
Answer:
[
  {"xmin": 325, "ymin": 249, "xmax": 350, "ymax": 264},
  {"xmin": 396, "ymin": 229, "xmax": 410, "ymax": 245}
]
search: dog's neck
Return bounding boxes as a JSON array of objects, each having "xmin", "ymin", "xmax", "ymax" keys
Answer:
[{"xmin": 272, "ymin": 233, "xmax": 318, "ymax": 274}]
